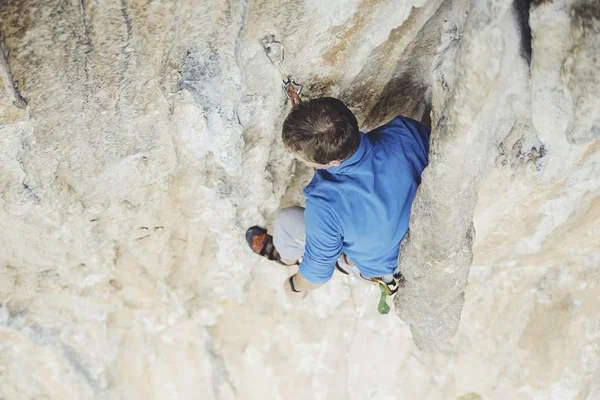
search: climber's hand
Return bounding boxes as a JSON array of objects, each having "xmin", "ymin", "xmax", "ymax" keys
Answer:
[{"xmin": 283, "ymin": 275, "xmax": 307, "ymax": 301}]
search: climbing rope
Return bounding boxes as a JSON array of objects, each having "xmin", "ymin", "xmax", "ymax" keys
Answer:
[{"xmin": 259, "ymin": 35, "xmax": 303, "ymax": 106}]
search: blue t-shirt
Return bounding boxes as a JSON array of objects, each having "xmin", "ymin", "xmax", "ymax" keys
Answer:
[{"xmin": 298, "ymin": 116, "xmax": 430, "ymax": 284}]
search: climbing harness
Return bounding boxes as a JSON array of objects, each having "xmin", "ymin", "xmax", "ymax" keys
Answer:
[
  {"xmin": 339, "ymin": 253, "xmax": 405, "ymax": 315},
  {"xmin": 259, "ymin": 35, "xmax": 303, "ymax": 106},
  {"xmin": 364, "ymin": 272, "xmax": 405, "ymax": 315}
]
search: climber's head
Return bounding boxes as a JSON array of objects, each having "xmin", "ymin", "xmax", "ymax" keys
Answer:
[{"xmin": 282, "ymin": 97, "xmax": 360, "ymax": 169}]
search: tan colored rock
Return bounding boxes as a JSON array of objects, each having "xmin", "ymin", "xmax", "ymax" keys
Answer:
[{"xmin": 0, "ymin": 0, "xmax": 598, "ymax": 398}]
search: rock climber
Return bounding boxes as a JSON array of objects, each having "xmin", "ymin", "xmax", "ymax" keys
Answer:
[{"xmin": 246, "ymin": 97, "xmax": 430, "ymax": 300}]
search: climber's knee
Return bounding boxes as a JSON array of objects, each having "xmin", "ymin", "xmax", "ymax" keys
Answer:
[{"xmin": 273, "ymin": 206, "xmax": 306, "ymax": 260}]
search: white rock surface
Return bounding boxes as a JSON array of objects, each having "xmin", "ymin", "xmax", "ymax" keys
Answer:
[{"xmin": 0, "ymin": 0, "xmax": 598, "ymax": 399}]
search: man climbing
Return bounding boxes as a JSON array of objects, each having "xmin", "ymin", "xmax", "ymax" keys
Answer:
[{"xmin": 246, "ymin": 97, "xmax": 430, "ymax": 300}]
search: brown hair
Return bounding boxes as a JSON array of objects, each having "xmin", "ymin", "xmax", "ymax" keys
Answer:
[{"xmin": 282, "ymin": 97, "xmax": 360, "ymax": 164}]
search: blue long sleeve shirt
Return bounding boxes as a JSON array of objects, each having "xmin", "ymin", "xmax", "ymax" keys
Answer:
[{"xmin": 298, "ymin": 116, "xmax": 430, "ymax": 284}]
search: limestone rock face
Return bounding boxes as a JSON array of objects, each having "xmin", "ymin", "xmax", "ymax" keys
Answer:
[{"xmin": 0, "ymin": 0, "xmax": 598, "ymax": 399}]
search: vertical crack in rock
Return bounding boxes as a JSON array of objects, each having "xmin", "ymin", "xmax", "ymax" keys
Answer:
[
  {"xmin": 61, "ymin": 342, "xmax": 102, "ymax": 393},
  {"xmin": 205, "ymin": 333, "xmax": 237, "ymax": 399},
  {"xmin": 231, "ymin": 0, "xmax": 250, "ymax": 90},
  {"xmin": 0, "ymin": 29, "xmax": 27, "ymax": 109},
  {"xmin": 513, "ymin": 0, "xmax": 533, "ymax": 64},
  {"xmin": 79, "ymin": 0, "xmax": 93, "ymax": 83},
  {"xmin": 116, "ymin": 0, "xmax": 133, "ymax": 112},
  {"xmin": 120, "ymin": 0, "xmax": 133, "ymax": 48},
  {"xmin": 229, "ymin": 0, "xmax": 250, "ymax": 129}
]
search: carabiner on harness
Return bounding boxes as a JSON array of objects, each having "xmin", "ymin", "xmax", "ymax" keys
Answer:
[{"xmin": 368, "ymin": 274, "xmax": 405, "ymax": 315}]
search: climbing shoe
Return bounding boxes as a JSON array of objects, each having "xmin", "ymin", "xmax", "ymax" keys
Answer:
[{"xmin": 245, "ymin": 226, "xmax": 298, "ymax": 266}]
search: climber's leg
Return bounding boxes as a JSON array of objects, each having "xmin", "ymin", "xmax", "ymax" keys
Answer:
[{"xmin": 273, "ymin": 206, "xmax": 306, "ymax": 263}]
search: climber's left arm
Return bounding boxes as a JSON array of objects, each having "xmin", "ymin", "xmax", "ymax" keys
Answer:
[
  {"xmin": 283, "ymin": 272, "xmax": 322, "ymax": 299},
  {"xmin": 283, "ymin": 200, "xmax": 343, "ymax": 299}
]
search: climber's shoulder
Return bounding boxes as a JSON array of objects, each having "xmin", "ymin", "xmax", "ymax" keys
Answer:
[
  {"xmin": 367, "ymin": 115, "xmax": 429, "ymax": 140},
  {"xmin": 367, "ymin": 115, "xmax": 430, "ymax": 158},
  {"xmin": 302, "ymin": 169, "xmax": 341, "ymax": 200}
]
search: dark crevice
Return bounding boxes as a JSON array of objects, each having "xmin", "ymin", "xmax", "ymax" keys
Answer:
[
  {"xmin": 353, "ymin": 0, "xmax": 454, "ymax": 131},
  {"xmin": 513, "ymin": 0, "xmax": 533, "ymax": 65},
  {"xmin": 572, "ymin": 2, "xmax": 600, "ymax": 29},
  {"xmin": 421, "ymin": 102, "xmax": 432, "ymax": 132},
  {"xmin": 364, "ymin": 73, "xmax": 429, "ymax": 129},
  {"xmin": 231, "ymin": 0, "xmax": 250, "ymax": 134},
  {"xmin": 120, "ymin": 0, "xmax": 133, "ymax": 47},
  {"xmin": 0, "ymin": 29, "xmax": 27, "ymax": 109}
]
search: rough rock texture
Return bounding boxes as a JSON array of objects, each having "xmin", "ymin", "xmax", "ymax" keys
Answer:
[
  {"xmin": 0, "ymin": 0, "xmax": 598, "ymax": 399},
  {"xmin": 394, "ymin": 0, "xmax": 599, "ymax": 351}
]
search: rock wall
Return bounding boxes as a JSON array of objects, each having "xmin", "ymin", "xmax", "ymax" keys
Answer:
[
  {"xmin": 0, "ymin": 0, "xmax": 598, "ymax": 399},
  {"xmin": 395, "ymin": 0, "xmax": 599, "ymax": 350}
]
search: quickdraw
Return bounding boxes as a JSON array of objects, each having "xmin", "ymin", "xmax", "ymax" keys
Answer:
[
  {"xmin": 365, "ymin": 272, "xmax": 405, "ymax": 315},
  {"xmin": 259, "ymin": 35, "xmax": 303, "ymax": 106},
  {"xmin": 339, "ymin": 253, "xmax": 405, "ymax": 315}
]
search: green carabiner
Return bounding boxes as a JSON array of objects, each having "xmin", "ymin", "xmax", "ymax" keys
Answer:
[{"xmin": 377, "ymin": 283, "xmax": 391, "ymax": 314}]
